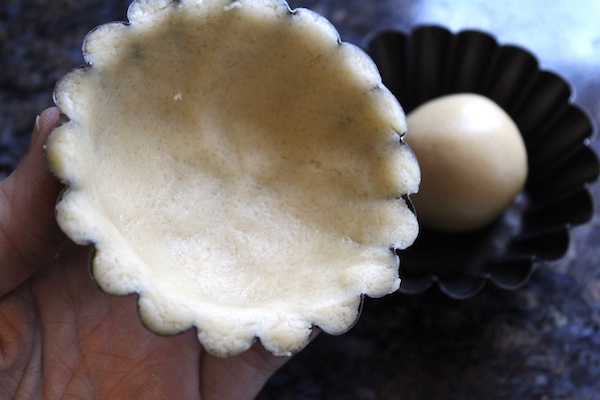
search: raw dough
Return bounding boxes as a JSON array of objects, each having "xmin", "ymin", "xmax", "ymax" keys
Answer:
[
  {"xmin": 46, "ymin": 0, "xmax": 420, "ymax": 356},
  {"xmin": 406, "ymin": 93, "xmax": 527, "ymax": 232}
]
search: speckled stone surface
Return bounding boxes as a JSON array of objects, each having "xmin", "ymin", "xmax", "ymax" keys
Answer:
[{"xmin": 2, "ymin": 1, "xmax": 600, "ymax": 399}]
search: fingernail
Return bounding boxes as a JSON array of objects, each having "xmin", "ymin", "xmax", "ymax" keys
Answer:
[{"xmin": 28, "ymin": 115, "xmax": 42, "ymax": 153}]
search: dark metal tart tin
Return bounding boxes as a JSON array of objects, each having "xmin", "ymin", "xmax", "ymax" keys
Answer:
[{"xmin": 365, "ymin": 26, "xmax": 599, "ymax": 299}]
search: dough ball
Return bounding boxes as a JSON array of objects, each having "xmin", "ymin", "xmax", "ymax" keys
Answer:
[{"xmin": 406, "ymin": 93, "xmax": 528, "ymax": 232}]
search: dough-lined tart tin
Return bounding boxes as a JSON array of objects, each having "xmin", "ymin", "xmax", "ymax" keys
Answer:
[
  {"xmin": 365, "ymin": 25, "xmax": 599, "ymax": 299},
  {"xmin": 46, "ymin": 0, "xmax": 421, "ymax": 357}
]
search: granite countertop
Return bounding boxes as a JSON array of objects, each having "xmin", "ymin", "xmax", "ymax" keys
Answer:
[{"xmin": 2, "ymin": 1, "xmax": 600, "ymax": 399}]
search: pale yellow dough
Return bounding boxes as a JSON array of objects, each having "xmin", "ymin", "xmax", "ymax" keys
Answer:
[
  {"xmin": 46, "ymin": 0, "xmax": 420, "ymax": 357},
  {"xmin": 406, "ymin": 93, "xmax": 527, "ymax": 232}
]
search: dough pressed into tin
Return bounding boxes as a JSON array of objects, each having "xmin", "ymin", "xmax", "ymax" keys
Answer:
[{"xmin": 46, "ymin": 0, "xmax": 420, "ymax": 357}]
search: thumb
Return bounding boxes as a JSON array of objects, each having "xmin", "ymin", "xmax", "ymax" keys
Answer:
[{"xmin": 0, "ymin": 107, "xmax": 66, "ymax": 297}]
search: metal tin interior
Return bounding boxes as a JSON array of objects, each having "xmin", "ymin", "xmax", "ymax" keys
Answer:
[{"xmin": 366, "ymin": 26, "xmax": 599, "ymax": 299}]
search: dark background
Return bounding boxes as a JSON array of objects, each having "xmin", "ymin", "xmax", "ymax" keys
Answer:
[{"xmin": 2, "ymin": 1, "xmax": 600, "ymax": 399}]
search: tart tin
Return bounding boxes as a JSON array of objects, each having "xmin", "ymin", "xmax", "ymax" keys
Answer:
[{"xmin": 365, "ymin": 25, "xmax": 599, "ymax": 299}]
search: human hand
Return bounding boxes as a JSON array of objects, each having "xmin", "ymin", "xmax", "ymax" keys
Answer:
[{"xmin": 0, "ymin": 108, "xmax": 290, "ymax": 399}]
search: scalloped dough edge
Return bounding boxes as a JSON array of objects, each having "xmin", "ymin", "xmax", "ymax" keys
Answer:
[{"xmin": 47, "ymin": 0, "xmax": 420, "ymax": 357}]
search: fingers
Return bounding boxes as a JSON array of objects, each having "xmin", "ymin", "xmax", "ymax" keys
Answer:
[
  {"xmin": 199, "ymin": 341, "xmax": 291, "ymax": 400},
  {"xmin": 0, "ymin": 107, "xmax": 66, "ymax": 297},
  {"xmin": 200, "ymin": 329, "xmax": 320, "ymax": 400}
]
